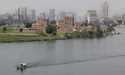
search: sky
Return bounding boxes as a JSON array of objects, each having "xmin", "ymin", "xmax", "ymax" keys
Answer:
[{"xmin": 0, "ymin": 0, "xmax": 125, "ymax": 16}]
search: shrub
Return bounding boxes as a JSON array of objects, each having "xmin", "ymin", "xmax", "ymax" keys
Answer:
[
  {"xmin": 46, "ymin": 25, "xmax": 57, "ymax": 34},
  {"xmin": 64, "ymin": 33, "xmax": 72, "ymax": 39},
  {"xmin": 2, "ymin": 27, "xmax": 7, "ymax": 33},
  {"xmin": 24, "ymin": 22, "xmax": 32, "ymax": 28},
  {"xmin": 71, "ymin": 31, "xmax": 81, "ymax": 38}
]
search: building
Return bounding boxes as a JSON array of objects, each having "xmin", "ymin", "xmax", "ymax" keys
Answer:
[
  {"xmin": 73, "ymin": 22, "xmax": 81, "ymax": 31},
  {"xmin": 56, "ymin": 20, "xmax": 65, "ymax": 32},
  {"xmin": 17, "ymin": 7, "xmax": 28, "ymax": 23},
  {"xmin": 17, "ymin": 7, "xmax": 36, "ymax": 23},
  {"xmin": 48, "ymin": 9, "xmax": 56, "ymax": 24},
  {"xmin": 56, "ymin": 12, "xmax": 76, "ymax": 32},
  {"xmin": 64, "ymin": 16, "xmax": 74, "ymax": 25},
  {"xmin": 87, "ymin": 10, "xmax": 99, "ymax": 25},
  {"xmin": 30, "ymin": 9, "xmax": 36, "ymax": 22},
  {"xmin": 39, "ymin": 12, "xmax": 47, "ymax": 20},
  {"xmin": 25, "ymin": 9, "xmax": 36, "ymax": 22},
  {"xmin": 58, "ymin": 12, "xmax": 66, "ymax": 20},
  {"xmin": 102, "ymin": 1, "xmax": 109, "ymax": 18},
  {"xmin": 32, "ymin": 18, "xmax": 47, "ymax": 32},
  {"xmin": 56, "ymin": 15, "xmax": 74, "ymax": 32}
]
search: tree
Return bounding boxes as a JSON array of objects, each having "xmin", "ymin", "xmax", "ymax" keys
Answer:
[
  {"xmin": 2, "ymin": 27, "xmax": 7, "ymax": 33},
  {"xmin": 24, "ymin": 22, "xmax": 32, "ymax": 28},
  {"xmin": 46, "ymin": 25, "xmax": 57, "ymax": 34}
]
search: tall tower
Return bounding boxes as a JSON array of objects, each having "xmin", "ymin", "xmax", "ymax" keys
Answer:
[
  {"xmin": 48, "ymin": 9, "xmax": 56, "ymax": 24},
  {"xmin": 39, "ymin": 12, "xmax": 46, "ymax": 20},
  {"xmin": 31, "ymin": 9, "xmax": 36, "ymax": 21},
  {"xmin": 49, "ymin": 9, "xmax": 56, "ymax": 22},
  {"xmin": 17, "ymin": 7, "xmax": 28, "ymax": 23},
  {"xmin": 102, "ymin": 1, "xmax": 109, "ymax": 17}
]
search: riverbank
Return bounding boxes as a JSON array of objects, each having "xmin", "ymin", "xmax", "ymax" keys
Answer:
[
  {"xmin": 0, "ymin": 32, "xmax": 67, "ymax": 42},
  {"xmin": 0, "ymin": 31, "xmax": 114, "ymax": 43}
]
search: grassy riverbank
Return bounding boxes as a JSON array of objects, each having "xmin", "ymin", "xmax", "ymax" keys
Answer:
[
  {"xmin": 0, "ymin": 26, "xmax": 114, "ymax": 42},
  {"xmin": 0, "ymin": 32, "xmax": 67, "ymax": 42},
  {"xmin": 0, "ymin": 31, "xmax": 112, "ymax": 43}
]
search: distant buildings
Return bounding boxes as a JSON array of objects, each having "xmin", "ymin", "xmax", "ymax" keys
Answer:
[
  {"xmin": 64, "ymin": 16, "xmax": 74, "ymax": 25},
  {"xmin": 32, "ymin": 18, "xmax": 47, "ymax": 32},
  {"xmin": 0, "ymin": 13, "xmax": 18, "ymax": 25},
  {"xmin": 29, "ymin": 9, "xmax": 36, "ymax": 22},
  {"xmin": 56, "ymin": 16, "xmax": 74, "ymax": 32},
  {"xmin": 17, "ymin": 7, "xmax": 36, "ymax": 23},
  {"xmin": 39, "ymin": 12, "xmax": 47, "ymax": 20},
  {"xmin": 102, "ymin": 1, "xmax": 109, "ymax": 18},
  {"xmin": 58, "ymin": 12, "xmax": 66, "ymax": 20},
  {"xmin": 17, "ymin": 7, "xmax": 28, "ymax": 23},
  {"xmin": 0, "ymin": 1, "xmax": 117, "ymax": 33},
  {"xmin": 48, "ymin": 9, "xmax": 56, "ymax": 24},
  {"xmin": 87, "ymin": 10, "xmax": 99, "ymax": 25}
]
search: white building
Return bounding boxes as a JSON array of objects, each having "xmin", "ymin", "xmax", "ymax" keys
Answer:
[
  {"xmin": 102, "ymin": 1, "xmax": 109, "ymax": 18},
  {"xmin": 87, "ymin": 10, "xmax": 99, "ymax": 25}
]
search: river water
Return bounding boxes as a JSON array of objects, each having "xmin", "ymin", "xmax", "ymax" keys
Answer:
[{"xmin": 1, "ymin": 25, "xmax": 125, "ymax": 75}]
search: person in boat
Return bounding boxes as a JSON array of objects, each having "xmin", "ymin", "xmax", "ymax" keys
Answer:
[{"xmin": 17, "ymin": 63, "xmax": 27, "ymax": 72}]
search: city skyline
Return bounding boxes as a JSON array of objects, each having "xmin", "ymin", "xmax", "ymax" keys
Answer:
[{"xmin": 0, "ymin": 0, "xmax": 125, "ymax": 16}]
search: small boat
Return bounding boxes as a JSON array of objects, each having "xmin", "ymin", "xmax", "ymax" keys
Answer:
[{"xmin": 16, "ymin": 63, "xmax": 31, "ymax": 72}]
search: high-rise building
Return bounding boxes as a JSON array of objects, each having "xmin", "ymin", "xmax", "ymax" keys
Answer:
[
  {"xmin": 17, "ymin": 7, "xmax": 36, "ymax": 23},
  {"xmin": 30, "ymin": 9, "xmax": 36, "ymax": 22},
  {"xmin": 48, "ymin": 9, "xmax": 56, "ymax": 22},
  {"xmin": 87, "ymin": 10, "xmax": 98, "ymax": 25},
  {"xmin": 32, "ymin": 18, "xmax": 47, "ymax": 32},
  {"xmin": 39, "ymin": 12, "xmax": 47, "ymax": 20},
  {"xmin": 17, "ymin": 7, "xmax": 28, "ymax": 23},
  {"xmin": 64, "ymin": 12, "xmax": 75, "ymax": 25},
  {"xmin": 64, "ymin": 16, "xmax": 74, "ymax": 25},
  {"xmin": 102, "ymin": 1, "xmax": 109, "ymax": 17},
  {"xmin": 27, "ymin": 9, "xmax": 36, "ymax": 22},
  {"xmin": 58, "ymin": 12, "xmax": 66, "ymax": 20}
]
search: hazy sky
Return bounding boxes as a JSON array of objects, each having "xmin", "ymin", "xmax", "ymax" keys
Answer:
[{"xmin": 0, "ymin": 0, "xmax": 125, "ymax": 16}]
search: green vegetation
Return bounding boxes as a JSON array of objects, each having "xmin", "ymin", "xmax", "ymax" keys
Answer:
[
  {"xmin": 24, "ymin": 22, "xmax": 32, "ymax": 28},
  {"xmin": 0, "ymin": 25, "xmax": 114, "ymax": 43},
  {"xmin": 46, "ymin": 25, "xmax": 57, "ymax": 34},
  {"xmin": 37, "ymin": 32, "xmax": 48, "ymax": 36},
  {"xmin": 0, "ymin": 33, "xmax": 62, "ymax": 42},
  {"xmin": 0, "ymin": 33, "xmax": 38, "ymax": 42},
  {"xmin": 64, "ymin": 30, "xmax": 105, "ymax": 39},
  {"xmin": 0, "ymin": 27, "xmax": 15, "ymax": 33},
  {"xmin": 2, "ymin": 27, "xmax": 7, "ymax": 33}
]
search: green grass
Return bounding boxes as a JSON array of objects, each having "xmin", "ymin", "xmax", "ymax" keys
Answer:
[
  {"xmin": 0, "ymin": 27, "xmax": 113, "ymax": 43},
  {"xmin": 0, "ymin": 33, "xmax": 65, "ymax": 42},
  {"xmin": 0, "ymin": 27, "xmax": 59, "ymax": 42},
  {"xmin": 0, "ymin": 27, "xmax": 16, "ymax": 33},
  {"xmin": 0, "ymin": 34, "xmax": 38, "ymax": 42}
]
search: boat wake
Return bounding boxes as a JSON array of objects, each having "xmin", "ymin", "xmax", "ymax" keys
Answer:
[{"xmin": 26, "ymin": 54, "xmax": 125, "ymax": 69}]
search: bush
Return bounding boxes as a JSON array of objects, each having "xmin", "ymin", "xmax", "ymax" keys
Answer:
[
  {"xmin": 96, "ymin": 28, "xmax": 104, "ymax": 37},
  {"xmin": 25, "ymin": 22, "xmax": 32, "ymax": 28},
  {"xmin": 2, "ymin": 27, "xmax": 7, "ymax": 33},
  {"xmin": 64, "ymin": 33, "xmax": 72, "ymax": 39},
  {"xmin": 71, "ymin": 31, "xmax": 81, "ymax": 38},
  {"xmin": 81, "ymin": 31, "xmax": 89, "ymax": 38},
  {"xmin": 46, "ymin": 25, "xmax": 57, "ymax": 34}
]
